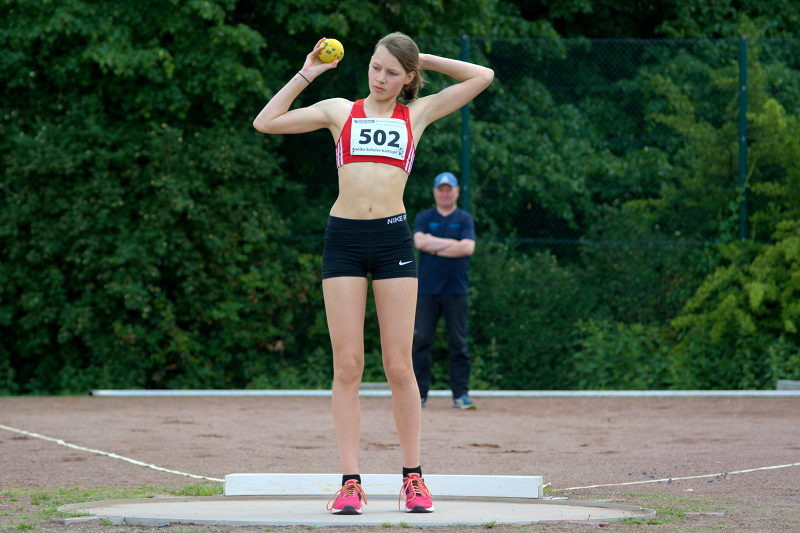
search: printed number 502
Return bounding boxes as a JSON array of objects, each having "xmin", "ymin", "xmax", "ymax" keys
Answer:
[{"xmin": 358, "ymin": 129, "xmax": 401, "ymax": 147}]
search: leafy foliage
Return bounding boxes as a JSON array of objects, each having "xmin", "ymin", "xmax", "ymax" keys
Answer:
[
  {"xmin": 469, "ymin": 243, "xmax": 591, "ymax": 389},
  {"xmin": 570, "ymin": 320, "xmax": 674, "ymax": 390},
  {"xmin": 2, "ymin": 1, "xmax": 800, "ymax": 393},
  {"xmin": 1, "ymin": 0, "xmax": 320, "ymax": 393},
  {"xmin": 670, "ymin": 221, "xmax": 800, "ymax": 388}
]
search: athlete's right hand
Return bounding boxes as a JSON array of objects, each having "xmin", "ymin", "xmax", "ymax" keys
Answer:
[{"xmin": 299, "ymin": 37, "xmax": 341, "ymax": 81}]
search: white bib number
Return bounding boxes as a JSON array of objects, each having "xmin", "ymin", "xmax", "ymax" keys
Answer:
[{"xmin": 350, "ymin": 118, "xmax": 407, "ymax": 160}]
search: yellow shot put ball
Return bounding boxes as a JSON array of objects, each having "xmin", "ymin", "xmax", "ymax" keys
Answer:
[{"xmin": 319, "ymin": 38, "xmax": 344, "ymax": 63}]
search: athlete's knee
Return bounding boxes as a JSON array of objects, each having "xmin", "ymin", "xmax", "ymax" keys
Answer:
[
  {"xmin": 333, "ymin": 354, "xmax": 364, "ymax": 387},
  {"xmin": 383, "ymin": 359, "xmax": 415, "ymax": 387}
]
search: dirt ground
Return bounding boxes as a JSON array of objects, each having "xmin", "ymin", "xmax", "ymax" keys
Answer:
[{"xmin": 1, "ymin": 395, "xmax": 799, "ymax": 532}]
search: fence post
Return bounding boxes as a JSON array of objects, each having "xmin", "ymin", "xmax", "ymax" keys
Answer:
[
  {"xmin": 460, "ymin": 34, "xmax": 471, "ymax": 211},
  {"xmin": 738, "ymin": 35, "xmax": 748, "ymax": 240}
]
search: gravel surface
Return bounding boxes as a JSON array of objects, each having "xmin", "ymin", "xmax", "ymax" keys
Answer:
[{"xmin": 1, "ymin": 395, "xmax": 798, "ymax": 532}]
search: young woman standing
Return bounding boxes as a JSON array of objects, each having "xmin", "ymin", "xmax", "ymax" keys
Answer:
[{"xmin": 253, "ymin": 32, "xmax": 493, "ymax": 515}]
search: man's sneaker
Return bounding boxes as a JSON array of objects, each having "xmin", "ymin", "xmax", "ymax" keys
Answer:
[
  {"xmin": 453, "ymin": 394, "xmax": 476, "ymax": 410},
  {"xmin": 400, "ymin": 473, "xmax": 434, "ymax": 513},
  {"xmin": 326, "ymin": 479, "xmax": 367, "ymax": 515},
  {"xmin": 421, "ymin": 397, "xmax": 427, "ymax": 408}
]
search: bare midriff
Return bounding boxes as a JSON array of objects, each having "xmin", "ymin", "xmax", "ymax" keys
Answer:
[{"xmin": 330, "ymin": 162, "xmax": 409, "ymax": 219}]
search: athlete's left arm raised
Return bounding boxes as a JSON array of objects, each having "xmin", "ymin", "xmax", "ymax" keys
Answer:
[{"xmin": 410, "ymin": 54, "xmax": 494, "ymax": 134}]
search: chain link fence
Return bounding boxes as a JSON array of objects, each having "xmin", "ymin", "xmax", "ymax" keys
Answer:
[
  {"xmin": 283, "ymin": 38, "xmax": 799, "ymax": 389},
  {"xmin": 411, "ymin": 38, "xmax": 798, "ymax": 389},
  {"xmin": 416, "ymin": 37, "xmax": 745, "ymax": 251},
  {"xmin": 291, "ymin": 38, "xmax": 800, "ymax": 251}
]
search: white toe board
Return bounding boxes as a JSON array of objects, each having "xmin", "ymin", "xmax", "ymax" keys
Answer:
[{"xmin": 224, "ymin": 473, "xmax": 543, "ymax": 499}]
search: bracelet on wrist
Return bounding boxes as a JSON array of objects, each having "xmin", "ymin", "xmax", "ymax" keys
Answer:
[{"xmin": 297, "ymin": 71, "xmax": 311, "ymax": 84}]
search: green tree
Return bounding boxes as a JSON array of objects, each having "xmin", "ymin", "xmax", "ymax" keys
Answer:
[
  {"xmin": 0, "ymin": 0, "xmax": 316, "ymax": 392},
  {"xmin": 469, "ymin": 243, "xmax": 591, "ymax": 389},
  {"xmin": 510, "ymin": 0, "xmax": 800, "ymax": 39},
  {"xmin": 670, "ymin": 221, "xmax": 800, "ymax": 388},
  {"xmin": 618, "ymin": 35, "xmax": 800, "ymax": 243},
  {"xmin": 570, "ymin": 320, "xmax": 674, "ymax": 390},
  {"xmin": 0, "ymin": 0, "xmax": 555, "ymax": 393},
  {"xmin": 658, "ymin": 0, "xmax": 800, "ymax": 38},
  {"xmin": 4, "ymin": 0, "xmax": 799, "ymax": 394}
]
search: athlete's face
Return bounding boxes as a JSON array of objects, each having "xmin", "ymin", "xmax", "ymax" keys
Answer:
[
  {"xmin": 368, "ymin": 46, "xmax": 415, "ymax": 99},
  {"xmin": 434, "ymin": 184, "xmax": 459, "ymax": 210}
]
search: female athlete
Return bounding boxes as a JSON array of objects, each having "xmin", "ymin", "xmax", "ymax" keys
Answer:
[{"xmin": 253, "ymin": 32, "xmax": 493, "ymax": 515}]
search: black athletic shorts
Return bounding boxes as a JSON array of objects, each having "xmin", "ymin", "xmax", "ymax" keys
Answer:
[{"xmin": 322, "ymin": 214, "xmax": 418, "ymax": 280}]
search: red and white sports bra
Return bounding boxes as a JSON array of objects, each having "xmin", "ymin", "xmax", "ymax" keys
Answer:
[{"xmin": 336, "ymin": 99, "xmax": 415, "ymax": 173}]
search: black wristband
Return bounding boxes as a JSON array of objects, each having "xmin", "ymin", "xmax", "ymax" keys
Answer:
[{"xmin": 297, "ymin": 71, "xmax": 311, "ymax": 84}]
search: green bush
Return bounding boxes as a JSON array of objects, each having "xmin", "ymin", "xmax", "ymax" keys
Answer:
[
  {"xmin": 469, "ymin": 242, "xmax": 592, "ymax": 389},
  {"xmin": 3, "ymin": 1, "xmax": 800, "ymax": 393},
  {"xmin": 670, "ymin": 221, "xmax": 800, "ymax": 389},
  {"xmin": 580, "ymin": 205, "xmax": 717, "ymax": 325},
  {"xmin": 0, "ymin": 0, "xmax": 332, "ymax": 393},
  {"xmin": 570, "ymin": 320, "xmax": 674, "ymax": 390},
  {"xmin": 766, "ymin": 336, "xmax": 800, "ymax": 383}
]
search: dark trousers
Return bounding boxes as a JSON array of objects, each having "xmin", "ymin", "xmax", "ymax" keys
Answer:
[{"xmin": 412, "ymin": 293, "xmax": 470, "ymax": 400}]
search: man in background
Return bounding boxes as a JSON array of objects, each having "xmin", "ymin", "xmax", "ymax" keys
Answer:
[{"xmin": 412, "ymin": 172, "xmax": 477, "ymax": 409}]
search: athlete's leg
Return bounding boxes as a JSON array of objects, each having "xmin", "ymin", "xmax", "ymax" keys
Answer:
[
  {"xmin": 323, "ymin": 276, "xmax": 369, "ymax": 475},
  {"xmin": 372, "ymin": 276, "xmax": 421, "ymax": 468}
]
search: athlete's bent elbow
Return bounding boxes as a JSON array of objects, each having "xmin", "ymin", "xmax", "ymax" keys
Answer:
[
  {"xmin": 253, "ymin": 118, "xmax": 271, "ymax": 133},
  {"xmin": 482, "ymin": 67, "xmax": 495, "ymax": 87}
]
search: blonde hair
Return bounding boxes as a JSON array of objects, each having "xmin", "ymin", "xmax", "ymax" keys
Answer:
[{"xmin": 375, "ymin": 32, "xmax": 425, "ymax": 101}]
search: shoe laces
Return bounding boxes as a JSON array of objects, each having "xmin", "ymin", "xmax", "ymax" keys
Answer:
[
  {"xmin": 400, "ymin": 473, "xmax": 431, "ymax": 506},
  {"xmin": 326, "ymin": 480, "xmax": 367, "ymax": 510}
]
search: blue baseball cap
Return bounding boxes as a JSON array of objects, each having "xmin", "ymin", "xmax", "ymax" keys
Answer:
[{"xmin": 433, "ymin": 172, "xmax": 458, "ymax": 188}]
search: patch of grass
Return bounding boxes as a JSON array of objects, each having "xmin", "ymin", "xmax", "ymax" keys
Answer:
[
  {"xmin": 589, "ymin": 491, "xmax": 734, "ymax": 527},
  {"xmin": 22, "ymin": 486, "xmax": 162, "ymax": 521},
  {"xmin": 167, "ymin": 484, "xmax": 223, "ymax": 497},
  {"xmin": 621, "ymin": 492, "xmax": 734, "ymax": 512},
  {"xmin": 0, "ymin": 483, "xmax": 223, "ymax": 530},
  {"xmin": 542, "ymin": 484, "xmax": 563, "ymax": 497},
  {"xmin": 620, "ymin": 517, "xmax": 662, "ymax": 525},
  {"xmin": 27, "ymin": 495, "xmax": 49, "ymax": 506}
]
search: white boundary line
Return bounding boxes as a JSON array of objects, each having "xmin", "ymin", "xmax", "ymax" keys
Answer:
[
  {"xmin": 88, "ymin": 389, "xmax": 800, "ymax": 398},
  {"xmin": 0, "ymin": 424, "xmax": 224, "ymax": 483},
  {"xmin": 560, "ymin": 462, "xmax": 800, "ymax": 491}
]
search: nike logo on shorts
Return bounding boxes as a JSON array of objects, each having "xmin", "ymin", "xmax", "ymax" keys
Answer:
[{"xmin": 399, "ymin": 260, "xmax": 413, "ymax": 266}]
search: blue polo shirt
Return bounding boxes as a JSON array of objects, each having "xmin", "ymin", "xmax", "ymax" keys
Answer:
[{"xmin": 414, "ymin": 207, "xmax": 475, "ymax": 295}]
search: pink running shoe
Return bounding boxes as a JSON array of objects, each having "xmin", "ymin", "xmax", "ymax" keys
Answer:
[
  {"xmin": 326, "ymin": 479, "xmax": 367, "ymax": 515},
  {"xmin": 400, "ymin": 473, "xmax": 434, "ymax": 513}
]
